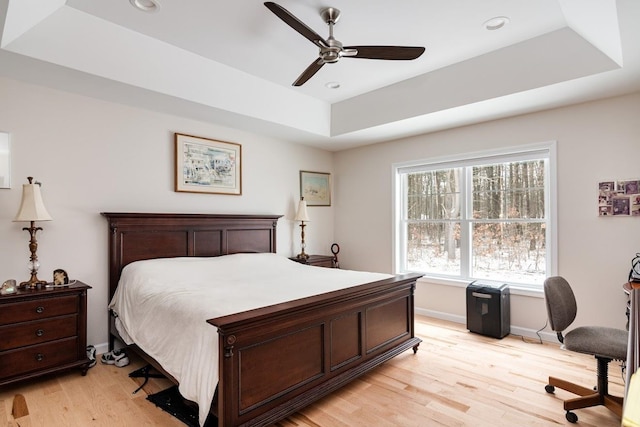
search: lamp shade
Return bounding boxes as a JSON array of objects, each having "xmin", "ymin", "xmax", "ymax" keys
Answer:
[
  {"xmin": 14, "ymin": 177, "xmax": 52, "ymax": 222},
  {"xmin": 294, "ymin": 198, "xmax": 310, "ymax": 222}
]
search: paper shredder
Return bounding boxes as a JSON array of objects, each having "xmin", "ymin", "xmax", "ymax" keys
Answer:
[{"xmin": 466, "ymin": 280, "xmax": 510, "ymax": 338}]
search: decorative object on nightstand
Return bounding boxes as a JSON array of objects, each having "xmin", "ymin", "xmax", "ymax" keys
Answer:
[
  {"xmin": 13, "ymin": 177, "xmax": 52, "ymax": 289},
  {"xmin": 1, "ymin": 279, "xmax": 17, "ymax": 295},
  {"xmin": 294, "ymin": 197, "xmax": 310, "ymax": 260},
  {"xmin": 331, "ymin": 243, "xmax": 340, "ymax": 268}
]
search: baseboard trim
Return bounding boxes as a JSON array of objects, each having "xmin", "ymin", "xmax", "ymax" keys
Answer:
[
  {"xmin": 415, "ymin": 307, "xmax": 557, "ymax": 343},
  {"xmin": 92, "ymin": 342, "xmax": 110, "ymax": 356}
]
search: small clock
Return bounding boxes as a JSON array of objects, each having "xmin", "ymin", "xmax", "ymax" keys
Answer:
[{"xmin": 53, "ymin": 269, "xmax": 69, "ymax": 286}]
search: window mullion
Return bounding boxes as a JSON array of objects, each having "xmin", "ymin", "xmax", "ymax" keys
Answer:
[{"xmin": 459, "ymin": 166, "xmax": 471, "ymax": 278}]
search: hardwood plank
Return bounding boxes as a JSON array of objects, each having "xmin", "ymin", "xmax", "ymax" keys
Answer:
[{"xmin": 0, "ymin": 316, "xmax": 624, "ymax": 426}]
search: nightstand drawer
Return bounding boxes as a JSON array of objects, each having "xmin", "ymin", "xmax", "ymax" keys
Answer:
[
  {"xmin": 289, "ymin": 255, "xmax": 336, "ymax": 268},
  {"xmin": 0, "ymin": 295, "xmax": 78, "ymax": 325},
  {"xmin": 0, "ymin": 337, "xmax": 79, "ymax": 379},
  {"xmin": 0, "ymin": 315, "xmax": 77, "ymax": 350},
  {"xmin": 309, "ymin": 258, "xmax": 334, "ymax": 268}
]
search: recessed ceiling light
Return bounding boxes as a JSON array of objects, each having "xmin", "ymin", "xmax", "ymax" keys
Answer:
[
  {"xmin": 325, "ymin": 81, "xmax": 341, "ymax": 89},
  {"xmin": 130, "ymin": 0, "xmax": 161, "ymax": 12},
  {"xmin": 483, "ymin": 16, "xmax": 510, "ymax": 31}
]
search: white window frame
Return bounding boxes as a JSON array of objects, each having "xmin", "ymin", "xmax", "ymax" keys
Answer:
[{"xmin": 392, "ymin": 141, "xmax": 557, "ymax": 292}]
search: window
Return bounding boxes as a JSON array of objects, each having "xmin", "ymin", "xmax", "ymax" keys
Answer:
[{"xmin": 394, "ymin": 143, "xmax": 556, "ymax": 290}]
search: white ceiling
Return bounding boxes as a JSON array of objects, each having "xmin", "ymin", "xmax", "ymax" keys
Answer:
[{"xmin": 1, "ymin": 0, "xmax": 639, "ymax": 151}]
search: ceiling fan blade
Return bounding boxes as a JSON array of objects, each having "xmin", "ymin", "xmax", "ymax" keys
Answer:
[
  {"xmin": 293, "ymin": 58, "xmax": 325, "ymax": 86},
  {"xmin": 344, "ymin": 46, "xmax": 426, "ymax": 60},
  {"xmin": 264, "ymin": 2, "xmax": 327, "ymax": 49}
]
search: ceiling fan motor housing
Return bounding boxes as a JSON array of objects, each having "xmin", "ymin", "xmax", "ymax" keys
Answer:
[{"xmin": 321, "ymin": 38, "xmax": 343, "ymax": 63}]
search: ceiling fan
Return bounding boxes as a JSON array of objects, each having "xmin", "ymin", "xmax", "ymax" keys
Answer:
[{"xmin": 264, "ymin": 2, "xmax": 426, "ymax": 87}]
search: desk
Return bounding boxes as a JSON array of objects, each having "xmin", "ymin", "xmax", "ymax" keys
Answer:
[{"xmin": 625, "ymin": 281, "xmax": 640, "ymax": 403}]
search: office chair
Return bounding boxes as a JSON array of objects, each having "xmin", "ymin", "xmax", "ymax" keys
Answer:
[{"xmin": 543, "ymin": 276, "xmax": 628, "ymax": 423}]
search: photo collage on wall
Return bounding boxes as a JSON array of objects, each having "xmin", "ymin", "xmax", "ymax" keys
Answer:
[{"xmin": 598, "ymin": 179, "xmax": 640, "ymax": 216}]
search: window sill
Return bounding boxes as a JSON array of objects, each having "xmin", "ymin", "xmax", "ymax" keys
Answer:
[{"xmin": 415, "ymin": 275, "xmax": 544, "ymax": 298}]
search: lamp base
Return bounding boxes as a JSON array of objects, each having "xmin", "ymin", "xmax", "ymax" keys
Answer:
[
  {"xmin": 20, "ymin": 275, "xmax": 47, "ymax": 290},
  {"xmin": 20, "ymin": 221, "xmax": 48, "ymax": 290},
  {"xmin": 297, "ymin": 221, "xmax": 308, "ymax": 261}
]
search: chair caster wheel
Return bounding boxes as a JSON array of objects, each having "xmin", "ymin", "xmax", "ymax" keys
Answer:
[
  {"xmin": 566, "ymin": 411, "xmax": 578, "ymax": 423},
  {"xmin": 545, "ymin": 384, "xmax": 555, "ymax": 393}
]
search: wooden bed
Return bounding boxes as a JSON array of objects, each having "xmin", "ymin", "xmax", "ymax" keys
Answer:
[{"xmin": 102, "ymin": 212, "xmax": 422, "ymax": 427}]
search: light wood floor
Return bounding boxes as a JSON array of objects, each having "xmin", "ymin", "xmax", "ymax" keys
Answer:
[{"xmin": 0, "ymin": 316, "xmax": 625, "ymax": 426}]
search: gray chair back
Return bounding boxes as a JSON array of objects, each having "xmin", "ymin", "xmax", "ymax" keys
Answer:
[{"xmin": 543, "ymin": 276, "xmax": 577, "ymax": 333}]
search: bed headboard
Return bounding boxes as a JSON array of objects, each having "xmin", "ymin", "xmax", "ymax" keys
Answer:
[{"xmin": 101, "ymin": 212, "xmax": 282, "ymax": 300}]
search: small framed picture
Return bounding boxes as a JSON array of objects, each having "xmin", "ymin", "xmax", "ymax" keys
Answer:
[
  {"xmin": 300, "ymin": 170, "xmax": 331, "ymax": 206},
  {"xmin": 175, "ymin": 133, "xmax": 242, "ymax": 195}
]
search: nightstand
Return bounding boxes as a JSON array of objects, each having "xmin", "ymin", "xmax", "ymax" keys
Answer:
[
  {"xmin": 0, "ymin": 281, "xmax": 91, "ymax": 386},
  {"xmin": 289, "ymin": 255, "xmax": 336, "ymax": 268}
]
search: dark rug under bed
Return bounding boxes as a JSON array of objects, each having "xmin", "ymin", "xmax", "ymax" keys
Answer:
[
  {"xmin": 146, "ymin": 386, "xmax": 202, "ymax": 426},
  {"xmin": 133, "ymin": 364, "xmax": 216, "ymax": 427}
]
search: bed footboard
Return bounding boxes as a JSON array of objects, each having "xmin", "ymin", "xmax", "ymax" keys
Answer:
[{"xmin": 208, "ymin": 273, "xmax": 422, "ymax": 427}]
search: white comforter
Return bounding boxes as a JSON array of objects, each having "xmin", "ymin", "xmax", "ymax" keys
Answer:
[{"xmin": 108, "ymin": 253, "xmax": 392, "ymax": 426}]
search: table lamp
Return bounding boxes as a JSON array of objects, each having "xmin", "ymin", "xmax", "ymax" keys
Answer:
[
  {"xmin": 295, "ymin": 197, "xmax": 310, "ymax": 260},
  {"xmin": 14, "ymin": 177, "xmax": 52, "ymax": 289}
]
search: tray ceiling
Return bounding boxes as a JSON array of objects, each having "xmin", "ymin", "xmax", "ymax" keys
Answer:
[{"xmin": 1, "ymin": 0, "xmax": 638, "ymax": 150}]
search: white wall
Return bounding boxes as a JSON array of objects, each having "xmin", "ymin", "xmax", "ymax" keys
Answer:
[
  {"xmin": 2, "ymin": 74, "xmax": 638, "ymax": 348},
  {"xmin": 0, "ymin": 132, "xmax": 9, "ymax": 188},
  {"xmin": 0, "ymin": 76, "xmax": 335, "ymax": 350},
  {"xmin": 334, "ymin": 92, "xmax": 640, "ymax": 334}
]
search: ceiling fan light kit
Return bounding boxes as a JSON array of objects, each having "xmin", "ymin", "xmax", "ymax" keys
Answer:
[{"xmin": 264, "ymin": 2, "xmax": 425, "ymax": 86}]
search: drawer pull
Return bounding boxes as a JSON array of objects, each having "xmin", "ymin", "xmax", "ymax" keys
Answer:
[
  {"xmin": 36, "ymin": 329, "xmax": 45, "ymax": 337},
  {"xmin": 35, "ymin": 306, "xmax": 45, "ymax": 314},
  {"xmin": 35, "ymin": 353, "xmax": 44, "ymax": 362}
]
